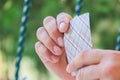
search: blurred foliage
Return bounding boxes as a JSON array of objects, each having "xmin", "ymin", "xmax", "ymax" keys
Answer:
[{"xmin": 0, "ymin": 0, "xmax": 120, "ymax": 80}]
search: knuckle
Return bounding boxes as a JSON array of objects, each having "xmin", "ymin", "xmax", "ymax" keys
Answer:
[
  {"xmin": 50, "ymin": 31, "xmax": 57, "ymax": 40},
  {"xmin": 45, "ymin": 38, "xmax": 53, "ymax": 47},
  {"xmin": 49, "ymin": 29, "xmax": 61, "ymax": 41},
  {"xmin": 46, "ymin": 25, "xmax": 57, "ymax": 37},
  {"xmin": 101, "ymin": 63, "xmax": 115, "ymax": 78},
  {"xmin": 43, "ymin": 16, "xmax": 55, "ymax": 25},
  {"xmin": 45, "ymin": 39, "xmax": 56, "ymax": 54}
]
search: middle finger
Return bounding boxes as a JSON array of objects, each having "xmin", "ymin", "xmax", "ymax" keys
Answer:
[{"xmin": 43, "ymin": 16, "xmax": 64, "ymax": 47}]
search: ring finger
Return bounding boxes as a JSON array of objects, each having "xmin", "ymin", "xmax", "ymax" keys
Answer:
[
  {"xmin": 43, "ymin": 16, "xmax": 64, "ymax": 47},
  {"xmin": 36, "ymin": 27, "xmax": 63, "ymax": 55}
]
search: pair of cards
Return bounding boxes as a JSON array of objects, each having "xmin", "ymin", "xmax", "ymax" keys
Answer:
[{"xmin": 64, "ymin": 13, "xmax": 93, "ymax": 76}]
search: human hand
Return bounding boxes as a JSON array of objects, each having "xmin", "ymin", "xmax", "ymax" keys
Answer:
[
  {"xmin": 35, "ymin": 12, "xmax": 75, "ymax": 80},
  {"xmin": 66, "ymin": 49, "xmax": 120, "ymax": 80}
]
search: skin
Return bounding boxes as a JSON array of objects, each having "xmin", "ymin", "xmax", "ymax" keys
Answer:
[{"xmin": 35, "ymin": 12, "xmax": 120, "ymax": 80}]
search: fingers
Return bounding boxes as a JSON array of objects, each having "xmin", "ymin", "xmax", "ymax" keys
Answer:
[
  {"xmin": 66, "ymin": 49, "xmax": 104, "ymax": 73},
  {"xmin": 35, "ymin": 41, "xmax": 59, "ymax": 63},
  {"xmin": 36, "ymin": 27, "xmax": 63, "ymax": 55},
  {"xmin": 57, "ymin": 12, "xmax": 72, "ymax": 33},
  {"xmin": 76, "ymin": 65, "xmax": 100, "ymax": 80},
  {"xmin": 35, "ymin": 12, "xmax": 71, "ymax": 64},
  {"xmin": 43, "ymin": 16, "xmax": 64, "ymax": 47}
]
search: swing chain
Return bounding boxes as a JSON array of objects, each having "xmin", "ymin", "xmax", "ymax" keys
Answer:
[
  {"xmin": 15, "ymin": 0, "xmax": 30, "ymax": 80},
  {"xmin": 115, "ymin": 27, "xmax": 120, "ymax": 51},
  {"xmin": 75, "ymin": 0, "xmax": 83, "ymax": 15}
]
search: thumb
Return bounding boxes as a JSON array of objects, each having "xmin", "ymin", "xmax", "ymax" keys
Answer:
[{"xmin": 57, "ymin": 12, "xmax": 72, "ymax": 33}]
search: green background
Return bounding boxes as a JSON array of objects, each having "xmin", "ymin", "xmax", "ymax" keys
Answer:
[{"xmin": 0, "ymin": 0, "xmax": 120, "ymax": 80}]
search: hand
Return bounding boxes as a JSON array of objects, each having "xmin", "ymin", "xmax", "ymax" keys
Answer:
[
  {"xmin": 66, "ymin": 49, "xmax": 120, "ymax": 80},
  {"xmin": 35, "ymin": 12, "xmax": 75, "ymax": 80}
]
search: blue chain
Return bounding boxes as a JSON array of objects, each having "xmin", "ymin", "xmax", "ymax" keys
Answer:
[
  {"xmin": 75, "ymin": 0, "xmax": 83, "ymax": 15},
  {"xmin": 15, "ymin": 0, "xmax": 30, "ymax": 80},
  {"xmin": 115, "ymin": 28, "xmax": 120, "ymax": 51}
]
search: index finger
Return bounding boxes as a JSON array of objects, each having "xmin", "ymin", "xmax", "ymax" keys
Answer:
[{"xmin": 56, "ymin": 12, "xmax": 72, "ymax": 33}]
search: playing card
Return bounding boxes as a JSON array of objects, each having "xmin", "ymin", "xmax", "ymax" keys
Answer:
[{"xmin": 64, "ymin": 13, "xmax": 93, "ymax": 76}]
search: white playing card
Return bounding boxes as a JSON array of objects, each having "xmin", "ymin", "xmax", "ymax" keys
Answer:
[{"xmin": 64, "ymin": 13, "xmax": 93, "ymax": 76}]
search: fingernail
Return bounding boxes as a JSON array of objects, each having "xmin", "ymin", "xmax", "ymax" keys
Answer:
[
  {"xmin": 59, "ymin": 22, "xmax": 66, "ymax": 32},
  {"xmin": 51, "ymin": 55, "xmax": 59, "ymax": 63},
  {"xmin": 57, "ymin": 37, "xmax": 64, "ymax": 47},
  {"xmin": 53, "ymin": 45, "xmax": 62, "ymax": 55}
]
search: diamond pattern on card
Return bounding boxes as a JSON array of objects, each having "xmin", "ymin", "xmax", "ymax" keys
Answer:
[{"xmin": 64, "ymin": 13, "xmax": 93, "ymax": 76}]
